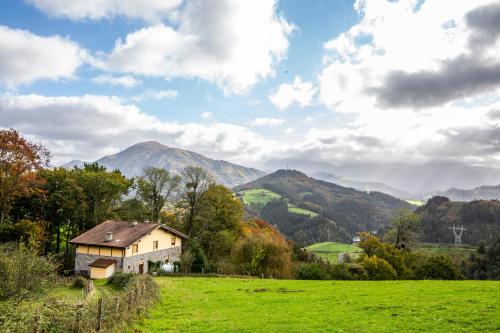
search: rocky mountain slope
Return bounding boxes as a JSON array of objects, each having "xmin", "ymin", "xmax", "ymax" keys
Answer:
[{"xmin": 62, "ymin": 141, "xmax": 265, "ymax": 187}]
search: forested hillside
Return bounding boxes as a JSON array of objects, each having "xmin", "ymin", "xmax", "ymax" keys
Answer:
[
  {"xmin": 416, "ymin": 196, "xmax": 500, "ymax": 246},
  {"xmin": 235, "ymin": 170, "xmax": 414, "ymax": 245}
]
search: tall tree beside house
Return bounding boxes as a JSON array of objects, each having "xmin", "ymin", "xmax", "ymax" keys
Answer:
[
  {"xmin": 0, "ymin": 129, "xmax": 49, "ymax": 224},
  {"xmin": 194, "ymin": 184, "xmax": 244, "ymax": 267},
  {"xmin": 136, "ymin": 167, "xmax": 181, "ymax": 222},
  {"xmin": 179, "ymin": 166, "xmax": 214, "ymax": 237},
  {"xmin": 38, "ymin": 168, "xmax": 86, "ymax": 253},
  {"xmin": 74, "ymin": 163, "xmax": 132, "ymax": 230}
]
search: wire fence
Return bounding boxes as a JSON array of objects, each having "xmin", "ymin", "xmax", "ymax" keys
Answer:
[{"xmin": 0, "ymin": 275, "xmax": 158, "ymax": 333}]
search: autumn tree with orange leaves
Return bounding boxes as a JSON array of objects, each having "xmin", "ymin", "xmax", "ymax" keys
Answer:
[{"xmin": 0, "ymin": 129, "xmax": 49, "ymax": 224}]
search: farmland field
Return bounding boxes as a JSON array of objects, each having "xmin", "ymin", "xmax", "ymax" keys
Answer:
[
  {"xmin": 239, "ymin": 188, "xmax": 281, "ymax": 206},
  {"xmin": 239, "ymin": 188, "xmax": 318, "ymax": 217},
  {"xmin": 288, "ymin": 203, "xmax": 318, "ymax": 217},
  {"xmin": 414, "ymin": 243, "xmax": 476, "ymax": 261},
  {"xmin": 133, "ymin": 277, "xmax": 500, "ymax": 333},
  {"xmin": 305, "ymin": 241, "xmax": 362, "ymax": 263}
]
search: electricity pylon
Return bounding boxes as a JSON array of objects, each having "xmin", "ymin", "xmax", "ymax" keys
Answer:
[{"xmin": 449, "ymin": 224, "xmax": 466, "ymax": 246}]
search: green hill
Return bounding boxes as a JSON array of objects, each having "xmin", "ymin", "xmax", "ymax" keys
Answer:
[
  {"xmin": 305, "ymin": 241, "xmax": 362, "ymax": 263},
  {"xmin": 235, "ymin": 169, "xmax": 414, "ymax": 245}
]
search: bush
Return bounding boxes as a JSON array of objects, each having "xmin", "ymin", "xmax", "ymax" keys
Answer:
[
  {"xmin": 329, "ymin": 264, "xmax": 367, "ymax": 280},
  {"xmin": 232, "ymin": 234, "xmax": 292, "ymax": 278},
  {"xmin": 416, "ymin": 255, "xmax": 462, "ymax": 280},
  {"xmin": 72, "ymin": 276, "xmax": 88, "ymax": 289},
  {"xmin": 297, "ymin": 262, "xmax": 330, "ymax": 280},
  {"xmin": 361, "ymin": 255, "xmax": 397, "ymax": 280},
  {"xmin": 0, "ymin": 242, "xmax": 56, "ymax": 300},
  {"xmin": 107, "ymin": 272, "xmax": 135, "ymax": 289}
]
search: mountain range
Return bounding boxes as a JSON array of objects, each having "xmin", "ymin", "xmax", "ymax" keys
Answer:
[
  {"xmin": 429, "ymin": 185, "xmax": 500, "ymax": 202},
  {"xmin": 62, "ymin": 141, "xmax": 265, "ymax": 187},
  {"xmin": 265, "ymin": 159, "xmax": 500, "ymax": 198}
]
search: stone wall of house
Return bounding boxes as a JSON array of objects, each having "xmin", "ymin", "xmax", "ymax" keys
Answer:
[
  {"xmin": 122, "ymin": 246, "xmax": 182, "ymax": 273},
  {"xmin": 74, "ymin": 253, "xmax": 124, "ymax": 275},
  {"xmin": 74, "ymin": 246, "xmax": 181, "ymax": 275}
]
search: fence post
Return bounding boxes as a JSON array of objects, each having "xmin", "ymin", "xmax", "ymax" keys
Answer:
[
  {"xmin": 96, "ymin": 298, "xmax": 104, "ymax": 331},
  {"xmin": 115, "ymin": 297, "xmax": 120, "ymax": 322},
  {"xmin": 75, "ymin": 304, "xmax": 83, "ymax": 333},
  {"xmin": 128, "ymin": 292, "xmax": 132, "ymax": 311},
  {"xmin": 32, "ymin": 305, "xmax": 40, "ymax": 333}
]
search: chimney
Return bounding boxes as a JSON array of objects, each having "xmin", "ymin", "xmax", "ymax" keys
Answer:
[{"xmin": 105, "ymin": 232, "xmax": 113, "ymax": 242}]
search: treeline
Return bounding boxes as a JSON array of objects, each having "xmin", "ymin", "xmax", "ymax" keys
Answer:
[
  {"xmin": 417, "ymin": 196, "xmax": 500, "ymax": 246},
  {"xmin": 298, "ymin": 232, "xmax": 462, "ymax": 280}
]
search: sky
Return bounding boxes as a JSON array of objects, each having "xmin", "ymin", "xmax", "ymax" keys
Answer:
[{"xmin": 1, "ymin": 0, "xmax": 500, "ymax": 169}]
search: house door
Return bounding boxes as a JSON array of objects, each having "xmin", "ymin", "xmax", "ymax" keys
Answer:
[{"xmin": 138, "ymin": 262, "xmax": 144, "ymax": 274}]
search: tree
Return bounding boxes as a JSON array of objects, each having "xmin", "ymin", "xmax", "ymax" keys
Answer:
[
  {"xmin": 75, "ymin": 163, "xmax": 131, "ymax": 229},
  {"xmin": 195, "ymin": 184, "xmax": 243, "ymax": 265},
  {"xmin": 361, "ymin": 255, "xmax": 398, "ymax": 280},
  {"xmin": 136, "ymin": 167, "xmax": 181, "ymax": 222},
  {"xmin": 385, "ymin": 210, "xmax": 420, "ymax": 251},
  {"xmin": 38, "ymin": 168, "xmax": 85, "ymax": 253},
  {"xmin": 0, "ymin": 242, "xmax": 56, "ymax": 301},
  {"xmin": 114, "ymin": 198, "xmax": 149, "ymax": 222},
  {"xmin": 232, "ymin": 233, "xmax": 292, "ymax": 278},
  {"xmin": 415, "ymin": 255, "xmax": 462, "ymax": 280},
  {"xmin": 179, "ymin": 166, "xmax": 214, "ymax": 237},
  {"xmin": 0, "ymin": 129, "xmax": 49, "ymax": 224}
]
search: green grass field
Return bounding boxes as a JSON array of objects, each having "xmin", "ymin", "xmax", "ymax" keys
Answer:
[
  {"xmin": 288, "ymin": 203, "xmax": 318, "ymax": 217},
  {"xmin": 406, "ymin": 199, "xmax": 425, "ymax": 206},
  {"xmin": 414, "ymin": 243, "xmax": 476, "ymax": 261},
  {"xmin": 240, "ymin": 188, "xmax": 281, "ymax": 206},
  {"xmin": 133, "ymin": 277, "xmax": 500, "ymax": 333},
  {"xmin": 305, "ymin": 242, "xmax": 362, "ymax": 263},
  {"xmin": 240, "ymin": 188, "xmax": 318, "ymax": 217}
]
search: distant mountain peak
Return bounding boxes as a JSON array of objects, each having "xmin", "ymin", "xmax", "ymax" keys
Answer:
[{"xmin": 61, "ymin": 141, "xmax": 265, "ymax": 187}]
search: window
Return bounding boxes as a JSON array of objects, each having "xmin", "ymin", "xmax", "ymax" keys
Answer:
[
  {"xmin": 153, "ymin": 240, "xmax": 158, "ymax": 251},
  {"xmin": 171, "ymin": 236, "xmax": 176, "ymax": 246},
  {"xmin": 132, "ymin": 244, "xmax": 138, "ymax": 254}
]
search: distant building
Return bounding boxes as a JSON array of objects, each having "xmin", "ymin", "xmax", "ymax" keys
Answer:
[
  {"xmin": 70, "ymin": 220, "xmax": 188, "ymax": 279},
  {"xmin": 352, "ymin": 236, "xmax": 361, "ymax": 244}
]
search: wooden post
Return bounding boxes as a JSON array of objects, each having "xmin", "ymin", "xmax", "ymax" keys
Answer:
[
  {"xmin": 115, "ymin": 297, "xmax": 120, "ymax": 322},
  {"xmin": 128, "ymin": 292, "xmax": 132, "ymax": 311},
  {"xmin": 75, "ymin": 304, "xmax": 83, "ymax": 333},
  {"xmin": 96, "ymin": 298, "xmax": 104, "ymax": 331},
  {"xmin": 33, "ymin": 305, "xmax": 40, "ymax": 333}
]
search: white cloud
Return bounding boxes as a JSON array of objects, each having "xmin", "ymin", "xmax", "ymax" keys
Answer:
[
  {"xmin": 305, "ymin": 116, "xmax": 313, "ymax": 123},
  {"xmin": 319, "ymin": 0, "xmax": 500, "ymax": 112},
  {"xmin": 131, "ymin": 89, "xmax": 178, "ymax": 101},
  {"xmin": 92, "ymin": 75, "xmax": 141, "ymax": 88},
  {"xmin": 98, "ymin": 0, "xmax": 294, "ymax": 94},
  {"xmin": 200, "ymin": 112, "xmax": 212, "ymax": 119},
  {"xmin": 25, "ymin": 0, "xmax": 182, "ymax": 22},
  {"xmin": 0, "ymin": 25, "xmax": 84, "ymax": 88},
  {"xmin": 310, "ymin": 0, "xmax": 500, "ymax": 166},
  {"xmin": 249, "ymin": 117, "xmax": 285, "ymax": 127},
  {"xmin": 0, "ymin": 94, "xmax": 276, "ymax": 166},
  {"xmin": 269, "ymin": 76, "xmax": 316, "ymax": 110}
]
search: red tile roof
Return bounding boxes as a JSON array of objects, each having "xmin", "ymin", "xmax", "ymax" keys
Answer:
[
  {"xmin": 89, "ymin": 258, "xmax": 116, "ymax": 268},
  {"xmin": 69, "ymin": 220, "xmax": 187, "ymax": 248}
]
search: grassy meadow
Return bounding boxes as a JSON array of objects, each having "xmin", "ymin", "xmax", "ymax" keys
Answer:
[
  {"xmin": 305, "ymin": 241, "xmax": 363, "ymax": 263},
  {"xmin": 133, "ymin": 277, "xmax": 500, "ymax": 333},
  {"xmin": 239, "ymin": 188, "xmax": 318, "ymax": 217}
]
